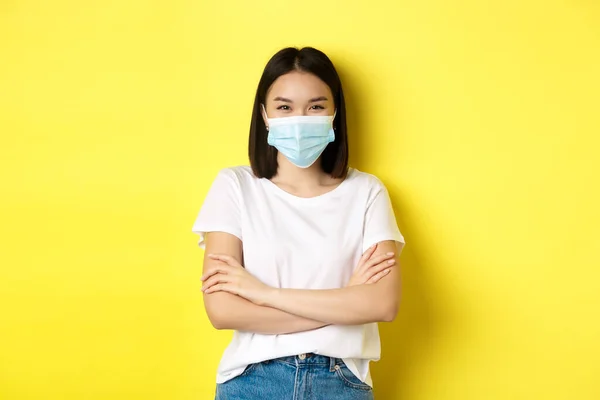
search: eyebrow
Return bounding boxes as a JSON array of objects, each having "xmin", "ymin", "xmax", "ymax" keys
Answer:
[{"xmin": 272, "ymin": 96, "xmax": 329, "ymax": 103}]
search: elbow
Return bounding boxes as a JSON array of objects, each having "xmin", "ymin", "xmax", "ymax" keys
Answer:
[
  {"xmin": 208, "ymin": 313, "xmax": 230, "ymax": 330},
  {"xmin": 204, "ymin": 293, "xmax": 237, "ymax": 330},
  {"xmin": 380, "ymin": 301, "xmax": 399, "ymax": 323},
  {"xmin": 209, "ymin": 316, "xmax": 227, "ymax": 330},
  {"xmin": 205, "ymin": 305, "xmax": 231, "ymax": 330}
]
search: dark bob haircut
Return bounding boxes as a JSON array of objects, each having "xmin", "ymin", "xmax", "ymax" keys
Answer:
[{"xmin": 248, "ymin": 47, "xmax": 349, "ymax": 179}]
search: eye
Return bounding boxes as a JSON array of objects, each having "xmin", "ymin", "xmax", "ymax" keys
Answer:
[
  {"xmin": 310, "ymin": 105, "xmax": 325, "ymax": 110},
  {"xmin": 277, "ymin": 105, "xmax": 291, "ymax": 110}
]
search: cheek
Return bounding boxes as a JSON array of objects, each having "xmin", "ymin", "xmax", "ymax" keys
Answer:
[
  {"xmin": 270, "ymin": 110, "xmax": 289, "ymax": 117},
  {"xmin": 323, "ymin": 102, "xmax": 336, "ymax": 115}
]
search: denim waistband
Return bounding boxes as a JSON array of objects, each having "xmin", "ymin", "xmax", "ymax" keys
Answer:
[{"xmin": 268, "ymin": 353, "xmax": 345, "ymax": 371}]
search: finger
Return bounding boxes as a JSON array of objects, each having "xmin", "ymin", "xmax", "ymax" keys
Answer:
[
  {"xmin": 200, "ymin": 267, "xmax": 223, "ymax": 281},
  {"xmin": 201, "ymin": 265, "xmax": 231, "ymax": 281},
  {"xmin": 207, "ymin": 254, "xmax": 232, "ymax": 263},
  {"xmin": 204, "ymin": 283, "xmax": 225, "ymax": 294},
  {"xmin": 201, "ymin": 273, "xmax": 230, "ymax": 292},
  {"xmin": 366, "ymin": 269, "xmax": 390, "ymax": 284},
  {"xmin": 207, "ymin": 254, "xmax": 242, "ymax": 267},
  {"xmin": 366, "ymin": 268, "xmax": 391, "ymax": 284},
  {"xmin": 362, "ymin": 259, "xmax": 395, "ymax": 283},
  {"xmin": 365, "ymin": 252, "xmax": 395, "ymax": 269},
  {"xmin": 202, "ymin": 274, "xmax": 228, "ymax": 291},
  {"xmin": 364, "ymin": 259, "xmax": 395, "ymax": 279},
  {"xmin": 361, "ymin": 243, "xmax": 378, "ymax": 262},
  {"xmin": 204, "ymin": 283, "xmax": 234, "ymax": 295},
  {"xmin": 356, "ymin": 243, "xmax": 379, "ymax": 272}
]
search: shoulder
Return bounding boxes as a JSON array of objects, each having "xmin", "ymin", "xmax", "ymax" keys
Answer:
[
  {"xmin": 214, "ymin": 165, "xmax": 261, "ymax": 188},
  {"xmin": 221, "ymin": 165, "xmax": 259, "ymax": 181},
  {"xmin": 346, "ymin": 168, "xmax": 393, "ymax": 208},
  {"xmin": 346, "ymin": 168, "xmax": 387, "ymax": 192}
]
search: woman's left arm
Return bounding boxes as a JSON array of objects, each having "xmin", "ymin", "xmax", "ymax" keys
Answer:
[
  {"xmin": 203, "ymin": 240, "xmax": 402, "ymax": 325},
  {"xmin": 263, "ymin": 240, "xmax": 402, "ymax": 325}
]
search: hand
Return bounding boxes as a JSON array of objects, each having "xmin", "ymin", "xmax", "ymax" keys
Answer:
[
  {"xmin": 201, "ymin": 254, "xmax": 273, "ymax": 306},
  {"xmin": 347, "ymin": 243, "xmax": 396, "ymax": 287}
]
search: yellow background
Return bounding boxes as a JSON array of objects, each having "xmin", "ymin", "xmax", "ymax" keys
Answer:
[{"xmin": 1, "ymin": 1, "xmax": 599, "ymax": 399}]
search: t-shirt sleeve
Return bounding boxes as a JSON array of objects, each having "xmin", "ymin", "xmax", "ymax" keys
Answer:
[
  {"xmin": 191, "ymin": 169, "xmax": 242, "ymax": 249},
  {"xmin": 362, "ymin": 179, "xmax": 406, "ymax": 254}
]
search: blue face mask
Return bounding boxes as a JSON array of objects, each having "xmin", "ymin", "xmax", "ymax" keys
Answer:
[{"xmin": 263, "ymin": 105, "xmax": 336, "ymax": 168}]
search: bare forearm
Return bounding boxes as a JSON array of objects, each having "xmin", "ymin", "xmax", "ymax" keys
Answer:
[
  {"xmin": 261, "ymin": 283, "xmax": 398, "ymax": 325},
  {"xmin": 201, "ymin": 232, "xmax": 326, "ymax": 334},
  {"xmin": 205, "ymin": 292, "xmax": 328, "ymax": 335},
  {"xmin": 258, "ymin": 241, "xmax": 402, "ymax": 325}
]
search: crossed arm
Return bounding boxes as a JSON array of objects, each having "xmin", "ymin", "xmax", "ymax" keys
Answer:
[{"xmin": 201, "ymin": 232, "xmax": 402, "ymax": 334}]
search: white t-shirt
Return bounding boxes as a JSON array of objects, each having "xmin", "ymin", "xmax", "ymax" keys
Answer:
[{"xmin": 192, "ymin": 166, "xmax": 405, "ymax": 387}]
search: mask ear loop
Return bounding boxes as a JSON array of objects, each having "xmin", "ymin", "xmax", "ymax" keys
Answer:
[
  {"xmin": 261, "ymin": 104, "xmax": 270, "ymax": 131},
  {"xmin": 332, "ymin": 108, "xmax": 337, "ymax": 130}
]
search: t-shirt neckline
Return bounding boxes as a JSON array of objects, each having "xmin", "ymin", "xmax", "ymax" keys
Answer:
[{"xmin": 261, "ymin": 168, "xmax": 355, "ymax": 203}]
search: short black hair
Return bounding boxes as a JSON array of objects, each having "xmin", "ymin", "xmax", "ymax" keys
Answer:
[{"xmin": 248, "ymin": 47, "xmax": 349, "ymax": 179}]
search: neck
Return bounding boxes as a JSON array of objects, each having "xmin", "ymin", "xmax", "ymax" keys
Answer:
[{"xmin": 272, "ymin": 153, "xmax": 327, "ymax": 187}]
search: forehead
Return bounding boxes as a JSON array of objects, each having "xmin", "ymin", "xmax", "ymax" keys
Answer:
[{"xmin": 267, "ymin": 71, "xmax": 332, "ymax": 100}]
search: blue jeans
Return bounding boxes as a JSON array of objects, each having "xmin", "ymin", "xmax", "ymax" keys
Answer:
[{"xmin": 215, "ymin": 353, "xmax": 374, "ymax": 399}]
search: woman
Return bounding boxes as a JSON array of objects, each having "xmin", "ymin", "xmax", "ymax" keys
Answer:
[{"xmin": 192, "ymin": 47, "xmax": 405, "ymax": 399}]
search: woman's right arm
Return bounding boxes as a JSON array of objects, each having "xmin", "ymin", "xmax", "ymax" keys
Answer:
[{"xmin": 202, "ymin": 232, "xmax": 328, "ymax": 335}]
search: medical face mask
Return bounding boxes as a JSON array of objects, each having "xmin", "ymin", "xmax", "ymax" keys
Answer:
[{"xmin": 263, "ymin": 105, "xmax": 336, "ymax": 168}]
